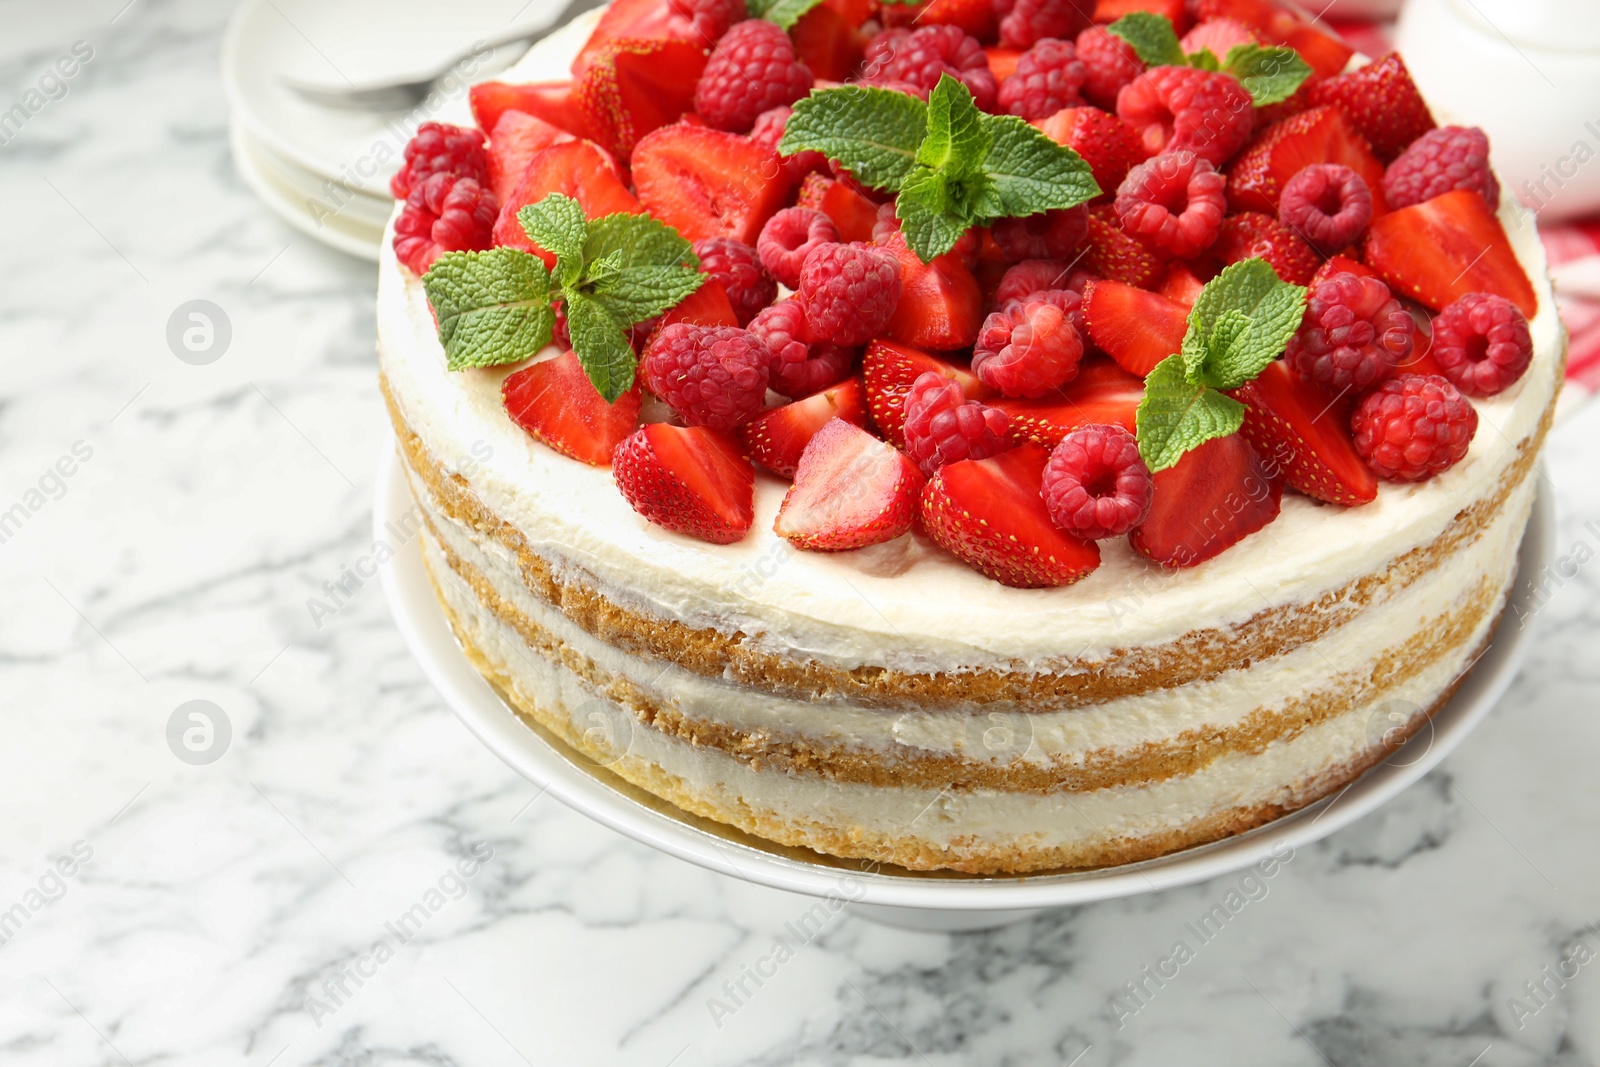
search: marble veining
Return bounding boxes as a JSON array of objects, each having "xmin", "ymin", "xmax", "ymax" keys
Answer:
[{"xmin": 2, "ymin": 1, "xmax": 1599, "ymax": 1064}]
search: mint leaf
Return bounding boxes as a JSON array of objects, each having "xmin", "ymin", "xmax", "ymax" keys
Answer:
[
  {"xmin": 1136, "ymin": 355, "xmax": 1247, "ymax": 472},
  {"xmin": 1182, "ymin": 259, "xmax": 1308, "ymax": 390},
  {"xmin": 565, "ymin": 293, "xmax": 636, "ymax": 402},
  {"xmin": 1187, "ymin": 47, "xmax": 1221, "ymax": 71},
  {"xmin": 781, "ymin": 86, "xmax": 929, "ymax": 192},
  {"xmin": 1107, "ymin": 12, "xmax": 1185, "ymax": 68},
  {"xmin": 918, "ymin": 75, "xmax": 991, "ymax": 178},
  {"xmin": 980, "ymin": 114, "xmax": 1101, "ymax": 217},
  {"xmin": 518, "ymin": 194, "xmax": 588, "ymax": 269},
  {"xmin": 896, "ymin": 167, "xmax": 979, "ymax": 261},
  {"xmin": 745, "ymin": 0, "xmax": 824, "ymax": 29},
  {"xmin": 575, "ymin": 210, "xmax": 703, "ymax": 326},
  {"xmin": 1223, "ymin": 45, "xmax": 1313, "ymax": 106},
  {"xmin": 423, "ymin": 248, "xmax": 555, "ymax": 371},
  {"xmin": 590, "ymin": 265, "xmax": 704, "ymax": 324},
  {"xmin": 582, "ymin": 211, "xmax": 699, "ymax": 274}
]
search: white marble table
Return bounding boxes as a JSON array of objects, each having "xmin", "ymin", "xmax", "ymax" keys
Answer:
[{"xmin": 3, "ymin": 2, "xmax": 1599, "ymax": 1064}]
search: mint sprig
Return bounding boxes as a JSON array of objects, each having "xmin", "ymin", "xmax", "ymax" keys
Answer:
[
  {"xmin": 422, "ymin": 194, "xmax": 702, "ymax": 400},
  {"xmin": 1135, "ymin": 259, "xmax": 1308, "ymax": 472},
  {"xmin": 780, "ymin": 75, "xmax": 1099, "ymax": 262},
  {"xmin": 1106, "ymin": 13, "xmax": 1312, "ymax": 106}
]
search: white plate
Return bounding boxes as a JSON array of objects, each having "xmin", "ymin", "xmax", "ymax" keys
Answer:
[
  {"xmin": 378, "ymin": 445, "xmax": 1552, "ymax": 926},
  {"xmin": 230, "ymin": 120, "xmax": 385, "ymax": 261}
]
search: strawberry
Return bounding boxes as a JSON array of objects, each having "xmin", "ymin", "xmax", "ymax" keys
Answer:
[
  {"xmin": 921, "ymin": 444, "xmax": 1102, "ymax": 588},
  {"xmin": 862, "ymin": 340, "xmax": 991, "ymax": 448},
  {"xmin": 1032, "ymin": 105, "xmax": 1145, "ymax": 200},
  {"xmin": 1081, "ymin": 203, "xmax": 1164, "ymax": 288},
  {"xmin": 656, "ymin": 278, "xmax": 741, "ymax": 331},
  {"xmin": 739, "ymin": 378, "xmax": 869, "ymax": 478},
  {"xmin": 1306, "ymin": 54, "xmax": 1435, "ymax": 162},
  {"xmin": 878, "ymin": 231, "xmax": 984, "ymax": 352},
  {"xmin": 1396, "ymin": 304, "xmax": 1448, "ymax": 379},
  {"xmin": 1158, "ymin": 261, "xmax": 1208, "ymax": 307},
  {"xmin": 1194, "ymin": 0, "xmax": 1352, "ymax": 79},
  {"xmin": 817, "ymin": 176, "xmax": 881, "ymax": 244},
  {"xmin": 1093, "ymin": 0, "xmax": 1191, "ymax": 33},
  {"xmin": 503, "ymin": 351, "xmax": 642, "ymax": 467},
  {"xmin": 774, "ymin": 419, "xmax": 924, "ymax": 550},
  {"xmin": 613, "ymin": 422, "xmax": 755, "ymax": 544},
  {"xmin": 1081, "ymin": 279, "xmax": 1190, "ymax": 377},
  {"xmin": 1180, "ymin": 17, "xmax": 1262, "ymax": 61},
  {"xmin": 989, "ymin": 356, "xmax": 1144, "ymax": 446},
  {"xmin": 632, "ymin": 123, "xmax": 793, "ymax": 245},
  {"xmin": 1129, "ymin": 433, "xmax": 1282, "ymax": 567},
  {"xmin": 491, "ymin": 140, "xmax": 641, "ymax": 265},
  {"xmin": 572, "ymin": 0, "xmax": 697, "ymax": 77},
  {"xmin": 486, "ymin": 110, "xmax": 574, "ymax": 206},
  {"xmin": 1229, "ymin": 360, "xmax": 1377, "ymax": 506},
  {"xmin": 1364, "ymin": 189, "xmax": 1537, "ymax": 317},
  {"xmin": 792, "ymin": 3, "xmax": 866, "ymax": 82},
  {"xmin": 577, "ymin": 37, "xmax": 706, "ymax": 160},
  {"xmin": 469, "ymin": 81, "xmax": 593, "ymax": 141},
  {"xmin": 1310, "ymin": 253, "xmax": 1378, "ymax": 288},
  {"xmin": 912, "ymin": 0, "xmax": 998, "ymax": 41},
  {"xmin": 1227, "ymin": 107, "xmax": 1387, "ymax": 216},
  {"xmin": 797, "ymin": 171, "xmax": 834, "ymax": 211},
  {"xmin": 1212, "ymin": 212, "xmax": 1319, "ymax": 286},
  {"xmin": 985, "ymin": 47, "xmax": 1023, "ymax": 83}
]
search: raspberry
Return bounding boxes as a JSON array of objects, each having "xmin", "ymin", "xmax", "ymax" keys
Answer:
[
  {"xmin": 1212, "ymin": 212, "xmax": 1319, "ymax": 286},
  {"xmin": 861, "ymin": 26, "xmax": 997, "ymax": 111},
  {"xmin": 1382, "ymin": 125, "xmax": 1500, "ymax": 210},
  {"xmin": 995, "ymin": 0, "xmax": 1091, "ymax": 51},
  {"xmin": 991, "ymin": 205, "xmax": 1089, "ymax": 262},
  {"xmin": 1117, "ymin": 66, "xmax": 1254, "ymax": 166},
  {"xmin": 797, "ymin": 243, "xmax": 903, "ymax": 347},
  {"xmin": 749, "ymin": 106, "xmax": 828, "ymax": 183},
  {"xmin": 1113, "ymin": 150, "xmax": 1225, "ymax": 259},
  {"xmin": 1430, "ymin": 292, "xmax": 1533, "ymax": 397},
  {"xmin": 390, "ymin": 122, "xmax": 487, "ymax": 200},
  {"xmin": 693, "ymin": 237, "xmax": 776, "ymax": 327},
  {"xmin": 1041, "ymin": 424, "xmax": 1152, "ymax": 540},
  {"xmin": 694, "ymin": 19, "xmax": 814, "ymax": 134},
  {"xmin": 1351, "ymin": 375, "xmax": 1478, "ymax": 483},
  {"xmin": 668, "ymin": 0, "xmax": 746, "ymax": 46},
  {"xmin": 758, "ymin": 207, "xmax": 840, "ymax": 289},
  {"xmin": 997, "ymin": 38, "xmax": 1087, "ymax": 121},
  {"xmin": 1286, "ymin": 271, "xmax": 1415, "ymax": 394},
  {"xmin": 748, "ymin": 299, "xmax": 855, "ymax": 397},
  {"xmin": 640, "ymin": 323, "xmax": 771, "ymax": 430},
  {"xmin": 902, "ymin": 372, "xmax": 1012, "ymax": 475},
  {"xmin": 1075, "ymin": 26, "xmax": 1144, "ymax": 112},
  {"xmin": 973, "ymin": 300, "xmax": 1084, "ymax": 398},
  {"xmin": 995, "ymin": 260, "xmax": 1092, "ymax": 307},
  {"xmin": 393, "ymin": 174, "xmax": 499, "ymax": 275},
  {"xmin": 1278, "ymin": 163, "xmax": 1374, "ymax": 255}
]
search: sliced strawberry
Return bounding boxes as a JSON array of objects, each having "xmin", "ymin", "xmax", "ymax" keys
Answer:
[
  {"xmin": 573, "ymin": 0, "xmax": 696, "ymax": 77},
  {"xmin": 985, "ymin": 47, "xmax": 1023, "ymax": 83},
  {"xmin": 1094, "ymin": 0, "xmax": 1191, "ymax": 33},
  {"xmin": 1306, "ymin": 53, "xmax": 1435, "ymax": 161},
  {"xmin": 1158, "ymin": 261, "xmax": 1208, "ymax": 307},
  {"xmin": 863, "ymin": 340, "xmax": 990, "ymax": 448},
  {"xmin": 818, "ymin": 177, "xmax": 881, "ymax": 244},
  {"xmin": 486, "ymin": 110, "xmax": 574, "ymax": 206},
  {"xmin": 1081, "ymin": 203, "xmax": 1164, "ymax": 288},
  {"xmin": 906, "ymin": 0, "xmax": 998, "ymax": 41},
  {"xmin": 1081, "ymin": 280, "xmax": 1190, "ymax": 377},
  {"xmin": 613, "ymin": 423, "xmax": 754, "ymax": 544},
  {"xmin": 1180, "ymin": 17, "xmax": 1263, "ymax": 60},
  {"xmin": 632, "ymin": 123, "xmax": 792, "ymax": 245},
  {"xmin": 1230, "ymin": 360, "xmax": 1376, "ymax": 506},
  {"xmin": 921, "ymin": 444, "xmax": 1102, "ymax": 588},
  {"xmin": 1396, "ymin": 303, "xmax": 1447, "ymax": 379},
  {"xmin": 658, "ymin": 278, "xmax": 740, "ymax": 331},
  {"xmin": 878, "ymin": 231, "xmax": 984, "ymax": 352},
  {"xmin": 470, "ymin": 81, "xmax": 592, "ymax": 141},
  {"xmin": 1309, "ymin": 253, "xmax": 1378, "ymax": 288},
  {"xmin": 990, "ymin": 357, "xmax": 1144, "ymax": 446},
  {"xmin": 797, "ymin": 171, "xmax": 834, "ymax": 211},
  {"xmin": 1033, "ymin": 106, "xmax": 1145, "ymax": 200},
  {"xmin": 1129, "ymin": 433, "xmax": 1282, "ymax": 567},
  {"xmin": 577, "ymin": 37, "xmax": 706, "ymax": 160},
  {"xmin": 739, "ymin": 378, "xmax": 870, "ymax": 479},
  {"xmin": 492, "ymin": 140, "xmax": 641, "ymax": 266},
  {"xmin": 503, "ymin": 351, "xmax": 642, "ymax": 467},
  {"xmin": 1227, "ymin": 107, "xmax": 1387, "ymax": 216},
  {"xmin": 1364, "ymin": 189, "xmax": 1537, "ymax": 317},
  {"xmin": 792, "ymin": 3, "xmax": 865, "ymax": 82},
  {"xmin": 823, "ymin": 0, "xmax": 875, "ymax": 27},
  {"xmin": 774, "ymin": 419, "xmax": 924, "ymax": 550},
  {"xmin": 1194, "ymin": 0, "xmax": 1351, "ymax": 79}
]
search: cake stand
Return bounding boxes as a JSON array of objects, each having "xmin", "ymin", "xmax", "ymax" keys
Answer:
[{"xmin": 378, "ymin": 444, "xmax": 1554, "ymax": 931}]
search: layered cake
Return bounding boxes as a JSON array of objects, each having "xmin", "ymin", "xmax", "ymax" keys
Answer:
[{"xmin": 377, "ymin": 0, "xmax": 1563, "ymax": 873}]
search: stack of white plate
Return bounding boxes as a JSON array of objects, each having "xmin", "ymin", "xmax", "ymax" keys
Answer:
[{"xmin": 220, "ymin": 0, "xmax": 572, "ymax": 260}]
